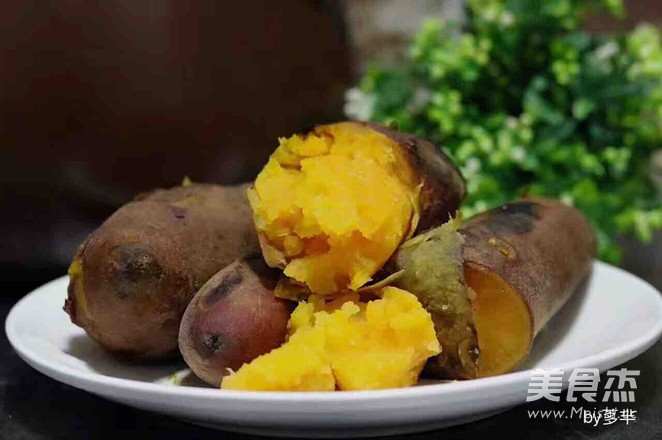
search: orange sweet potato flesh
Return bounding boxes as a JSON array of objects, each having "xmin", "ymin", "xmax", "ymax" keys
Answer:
[
  {"xmin": 465, "ymin": 265, "xmax": 532, "ymax": 377},
  {"xmin": 248, "ymin": 121, "xmax": 466, "ymax": 296},
  {"xmin": 462, "ymin": 198, "xmax": 597, "ymax": 377}
]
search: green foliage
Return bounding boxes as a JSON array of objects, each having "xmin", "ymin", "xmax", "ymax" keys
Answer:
[{"xmin": 349, "ymin": 0, "xmax": 662, "ymax": 263}]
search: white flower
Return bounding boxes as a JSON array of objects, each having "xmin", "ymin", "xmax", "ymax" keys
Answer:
[
  {"xmin": 511, "ymin": 146, "xmax": 526, "ymax": 163},
  {"xmin": 561, "ymin": 194, "xmax": 575, "ymax": 206},
  {"xmin": 595, "ymin": 42, "xmax": 618, "ymax": 60},
  {"xmin": 344, "ymin": 88, "xmax": 375, "ymax": 121},
  {"xmin": 481, "ymin": 8, "xmax": 498, "ymax": 22},
  {"xmin": 407, "ymin": 88, "xmax": 432, "ymax": 114},
  {"xmin": 500, "ymin": 12, "xmax": 515, "ymax": 27},
  {"xmin": 474, "ymin": 200, "xmax": 489, "ymax": 213},
  {"xmin": 464, "ymin": 157, "xmax": 481, "ymax": 176}
]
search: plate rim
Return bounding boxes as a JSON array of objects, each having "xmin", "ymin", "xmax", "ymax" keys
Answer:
[{"xmin": 6, "ymin": 260, "xmax": 662, "ymax": 404}]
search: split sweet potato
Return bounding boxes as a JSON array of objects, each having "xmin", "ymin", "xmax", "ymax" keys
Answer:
[
  {"xmin": 462, "ymin": 198, "xmax": 596, "ymax": 377},
  {"xmin": 390, "ymin": 198, "xmax": 596, "ymax": 378},
  {"xmin": 248, "ymin": 121, "xmax": 466, "ymax": 296}
]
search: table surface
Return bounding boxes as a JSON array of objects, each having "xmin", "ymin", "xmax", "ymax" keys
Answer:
[{"xmin": 1, "ymin": 270, "xmax": 660, "ymax": 440}]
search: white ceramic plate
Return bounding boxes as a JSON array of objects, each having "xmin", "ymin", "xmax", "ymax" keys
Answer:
[{"xmin": 6, "ymin": 261, "xmax": 662, "ymax": 438}]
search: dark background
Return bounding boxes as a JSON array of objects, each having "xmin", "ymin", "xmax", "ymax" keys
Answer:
[
  {"xmin": 0, "ymin": 1, "xmax": 660, "ymax": 439},
  {"xmin": 1, "ymin": 0, "xmax": 661, "ymax": 284},
  {"xmin": 0, "ymin": 1, "xmax": 350, "ymax": 280}
]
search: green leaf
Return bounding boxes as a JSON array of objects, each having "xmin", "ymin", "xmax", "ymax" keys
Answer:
[{"xmin": 350, "ymin": 2, "xmax": 662, "ymax": 264}]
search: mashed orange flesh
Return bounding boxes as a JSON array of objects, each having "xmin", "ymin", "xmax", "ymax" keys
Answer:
[
  {"xmin": 247, "ymin": 122, "xmax": 421, "ymax": 295},
  {"xmin": 221, "ymin": 287, "xmax": 441, "ymax": 391}
]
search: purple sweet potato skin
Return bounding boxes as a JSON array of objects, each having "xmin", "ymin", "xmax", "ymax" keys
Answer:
[
  {"xmin": 178, "ymin": 256, "xmax": 293, "ymax": 386},
  {"xmin": 461, "ymin": 198, "xmax": 597, "ymax": 337},
  {"xmin": 64, "ymin": 183, "xmax": 259, "ymax": 360}
]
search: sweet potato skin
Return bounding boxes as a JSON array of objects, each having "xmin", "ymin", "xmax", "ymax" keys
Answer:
[
  {"xmin": 388, "ymin": 218, "xmax": 479, "ymax": 380},
  {"xmin": 64, "ymin": 183, "xmax": 259, "ymax": 360},
  {"xmin": 178, "ymin": 257, "xmax": 293, "ymax": 386},
  {"xmin": 358, "ymin": 122, "xmax": 466, "ymax": 232},
  {"xmin": 461, "ymin": 198, "xmax": 597, "ymax": 374}
]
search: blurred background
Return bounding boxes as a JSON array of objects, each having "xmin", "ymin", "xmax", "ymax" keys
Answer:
[{"xmin": 1, "ymin": 0, "xmax": 660, "ymax": 291}]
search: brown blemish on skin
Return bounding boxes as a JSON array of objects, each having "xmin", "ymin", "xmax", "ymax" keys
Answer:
[
  {"xmin": 202, "ymin": 268, "xmax": 243, "ymax": 307},
  {"xmin": 484, "ymin": 201, "xmax": 540, "ymax": 235},
  {"xmin": 110, "ymin": 243, "xmax": 163, "ymax": 299},
  {"xmin": 201, "ymin": 333, "xmax": 226, "ymax": 355},
  {"xmin": 487, "ymin": 237, "xmax": 518, "ymax": 261},
  {"xmin": 170, "ymin": 205, "xmax": 187, "ymax": 219}
]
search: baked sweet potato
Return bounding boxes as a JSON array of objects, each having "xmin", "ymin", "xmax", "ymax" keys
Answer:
[
  {"xmin": 390, "ymin": 198, "xmax": 596, "ymax": 379},
  {"xmin": 462, "ymin": 198, "xmax": 596, "ymax": 377},
  {"xmin": 179, "ymin": 256, "xmax": 293, "ymax": 386},
  {"xmin": 64, "ymin": 183, "xmax": 259, "ymax": 359},
  {"xmin": 249, "ymin": 121, "xmax": 466, "ymax": 296}
]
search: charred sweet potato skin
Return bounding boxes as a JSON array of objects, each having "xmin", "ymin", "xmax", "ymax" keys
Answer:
[
  {"xmin": 64, "ymin": 184, "xmax": 259, "ymax": 359},
  {"xmin": 178, "ymin": 257, "xmax": 293, "ymax": 387},
  {"xmin": 462, "ymin": 198, "xmax": 597, "ymax": 347},
  {"xmin": 363, "ymin": 122, "xmax": 466, "ymax": 232}
]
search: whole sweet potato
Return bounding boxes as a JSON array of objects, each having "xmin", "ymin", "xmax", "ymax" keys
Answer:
[
  {"xmin": 64, "ymin": 183, "xmax": 259, "ymax": 359},
  {"xmin": 179, "ymin": 256, "xmax": 293, "ymax": 386}
]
